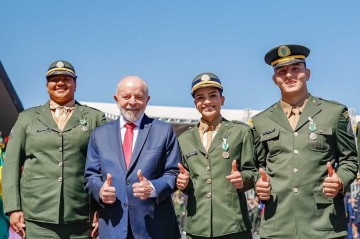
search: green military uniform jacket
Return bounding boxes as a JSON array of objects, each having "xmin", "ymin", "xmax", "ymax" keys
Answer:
[
  {"xmin": 252, "ymin": 95, "xmax": 358, "ymax": 239},
  {"xmin": 178, "ymin": 118, "xmax": 257, "ymax": 237},
  {"xmin": 2, "ymin": 101, "xmax": 106, "ymax": 224}
]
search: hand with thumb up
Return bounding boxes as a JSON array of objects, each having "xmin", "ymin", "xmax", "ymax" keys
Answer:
[
  {"xmin": 100, "ymin": 173, "xmax": 116, "ymax": 204},
  {"xmin": 177, "ymin": 163, "xmax": 190, "ymax": 190},
  {"xmin": 226, "ymin": 160, "xmax": 244, "ymax": 189},
  {"xmin": 255, "ymin": 168, "xmax": 271, "ymax": 201},
  {"xmin": 133, "ymin": 169, "xmax": 153, "ymax": 200},
  {"xmin": 323, "ymin": 162, "xmax": 343, "ymax": 198}
]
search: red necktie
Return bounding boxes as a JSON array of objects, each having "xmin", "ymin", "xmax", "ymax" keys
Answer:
[{"xmin": 123, "ymin": 123, "xmax": 136, "ymax": 168}]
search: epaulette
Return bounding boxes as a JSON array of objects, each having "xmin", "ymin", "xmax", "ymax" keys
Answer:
[
  {"xmin": 253, "ymin": 103, "xmax": 276, "ymax": 118},
  {"xmin": 79, "ymin": 104, "xmax": 103, "ymax": 113},
  {"xmin": 317, "ymin": 97, "xmax": 343, "ymax": 106}
]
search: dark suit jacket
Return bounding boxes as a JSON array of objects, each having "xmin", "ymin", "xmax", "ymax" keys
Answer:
[
  {"xmin": 84, "ymin": 114, "xmax": 181, "ymax": 239},
  {"xmin": 2, "ymin": 101, "xmax": 106, "ymax": 223}
]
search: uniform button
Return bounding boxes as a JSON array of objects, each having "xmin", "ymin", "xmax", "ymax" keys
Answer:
[
  {"xmin": 293, "ymin": 168, "xmax": 299, "ymax": 173},
  {"xmin": 206, "ymin": 179, "xmax": 212, "ymax": 184},
  {"xmin": 207, "ymin": 192, "xmax": 212, "ymax": 198},
  {"xmin": 124, "ymin": 203, "xmax": 128, "ymax": 208},
  {"xmin": 294, "ymin": 150, "xmax": 299, "ymax": 154},
  {"xmin": 59, "ymin": 132, "xmax": 63, "ymax": 136},
  {"xmin": 205, "ymin": 166, "xmax": 210, "ymax": 171},
  {"xmin": 126, "ymin": 181, "xmax": 130, "ymax": 185},
  {"xmin": 58, "ymin": 162, "xmax": 63, "ymax": 167},
  {"xmin": 58, "ymin": 147, "xmax": 63, "ymax": 152},
  {"xmin": 58, "ymin": 177, "xmax": 62, "ymax": 182},
  {"xmin": 294, "ymin": 132, "xmax": 298, "ymax": 136},
  {"xmin": 293, "ymin": 188, "xmax": 299, "ymax": 193}
]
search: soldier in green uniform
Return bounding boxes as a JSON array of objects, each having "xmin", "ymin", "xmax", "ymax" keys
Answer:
[
  {"xmin": 176, "ymin": 73, "xmax": 257, "ymax": 239},
  {"xmin": 2, "ymin": 60, "xmax": 106, "ymax": 238},
  {"xmin": 253, "ymin": 44, "xmax": 358, "ymax": 238}
]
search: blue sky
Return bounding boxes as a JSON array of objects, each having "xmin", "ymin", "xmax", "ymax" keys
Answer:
[{"xmin": 1, "ymin": 1, "xmax": 360, "ymax": 116}]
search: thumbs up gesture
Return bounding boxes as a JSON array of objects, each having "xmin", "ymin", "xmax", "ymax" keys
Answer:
[
  {"xmin": 323, "ymin": 162, "xmax": 343, "ymax": 198},
  {"xmin": 133, "ymin": 169, "xmax": 153, "ymax": 200},
  {"xmin": 100, "ymin": 173, "xmax": 116, "ymax": 204},
  {"xmin": 255, "ymin": 168, "xmax": 271, "ymax": 201},
  {"xmin": 177, "ymin": 163, "xmax": 190, "ymax": 190},
  {"xmin": 226, "ymin": 160, "xmax": 244, "ymax": 189}
]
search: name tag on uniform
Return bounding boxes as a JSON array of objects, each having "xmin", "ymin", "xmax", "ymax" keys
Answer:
[
  {"xmin": 186, "ymin": 151, "xmax": 197, "ymax": 158},
  {"xmin": 36, "ymin": 127, "xmax": 50, "ymax": 133}
]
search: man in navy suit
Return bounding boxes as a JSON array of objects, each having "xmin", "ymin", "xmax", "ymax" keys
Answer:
[{"xmin": 84, "ymin": 76, "xmax": 181, "ymax": 239}]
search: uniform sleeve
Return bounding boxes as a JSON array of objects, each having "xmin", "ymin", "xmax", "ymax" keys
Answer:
[
  {"xmin": 238, "ymin": 126, "xmax": 258, "ymax": 192},
  {"xmin": 178, "ymin": 144, "xmax": 194, "ymax": 196},
  {"xmin": 253, "ymin": 124, "xmax": 267, "ymax": 182},
  {"xmin": 2, "ymin": 112, "xmax": 28, "ymax": 214},
  {"xmin": 335, "ymin": 108, "xmax": 358, "ymax": 191},
  {"xmin": 84, "ymin": 129, "xmax": 104, "ymax": 206}
]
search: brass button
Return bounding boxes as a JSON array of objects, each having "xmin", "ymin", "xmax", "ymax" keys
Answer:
[
  {"xmin": 126, "ymin": 181, "xmax": 130, "ymax": 185},
  {"xmin": 58, "ymin": 177, "xmax": 62, "ymax": 182},
  {"xmin": 293, "ymin": 168, "xmax": 299, "ymax": 173},
  {"xmin": 294, "ymin": 132, "xmax": 298, "ymax": 136},
  {"xmin": 207, "ymin": 192, "xmax": 212, "ymax": 198},
  {"xmin": 206, "ymin": 179, "xmax": 212, "ymax": 184},
  {"xmin": 58, "ymin": 147, "xmax": 63, "ymax": 152},
  {"xmin": 206, "ymin": 166, "xmax": 210, "ymax": 171},
  {"xmin": 294, "ymin": 150, "xmax": 299, "ymax": 154},
  {"xmin": 58, "ymin": 162, "xmax": 63, "ymax": 167},
  {"xmin": 293, "ymin": 188, "xmax": 299, "ymax": 193}
]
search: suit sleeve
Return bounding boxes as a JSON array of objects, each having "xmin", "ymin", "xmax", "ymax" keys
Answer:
[
  {"xmin": 335, "ymin": 107, "xmax": 358, "ymax": 191},
  {"xmin": 150, "ymin": 125, "xmax": 181, "ymax": 203},
  {"xmin": 237, "ymin": 126, "xmax": 258, "ymax": 192},
  {"xmin": 84, "ymin": 129, "xmax": 104, "ymax": 206},
  {"xmin": 2, "ymin": 112, "xmax": 28, "ymax": 214}
]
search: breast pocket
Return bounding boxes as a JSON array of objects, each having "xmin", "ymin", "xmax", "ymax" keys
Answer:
[
  {"xmin": 308, "ymin": 125, "xmax": 332, "ymax": 152},
  {"xmin": 260, "ymin": 129, "xmax": 281, "ymax": 157}
]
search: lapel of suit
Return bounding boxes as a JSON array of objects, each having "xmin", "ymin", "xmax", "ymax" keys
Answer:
[
  {"xmin": 128, "ymin": 115, "xmax": 152, "ymax": 171},
  {"xmin": 208, "ymin": 118, "xmax": 232, "ymax": 154},
  {"xmin": 186, "ymin": 124, "xmax": 206, "ymax": 155},
  {"xmin": 268, "ymin": 101, "xmax": 293, "ymax": 131},
  {"xmin": 295, "ymin": 95, "xmax": 322, "ymax": 131},
  {"xmin": 113, "ymin": 119, "xmax": 127, "ymax": 171},
  {"xmin": 36, "ymin": 101, "xmax": 60, "ymax": 132},
  {"xmin": 62, "ymin": 102, "xmax": 86, "ymax": 132}
]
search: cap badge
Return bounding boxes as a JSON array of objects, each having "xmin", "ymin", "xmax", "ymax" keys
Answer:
[
  {"xmin": 56, "ymin": 61, "xmax": 65, "ymax": 68},
  {"xmin": 200, "ymin": 74, "xmax": 210, "ymax": 81},
  {"xmin": 278, "ymin": 45, "xmax": 291, "ymax": 57}
]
